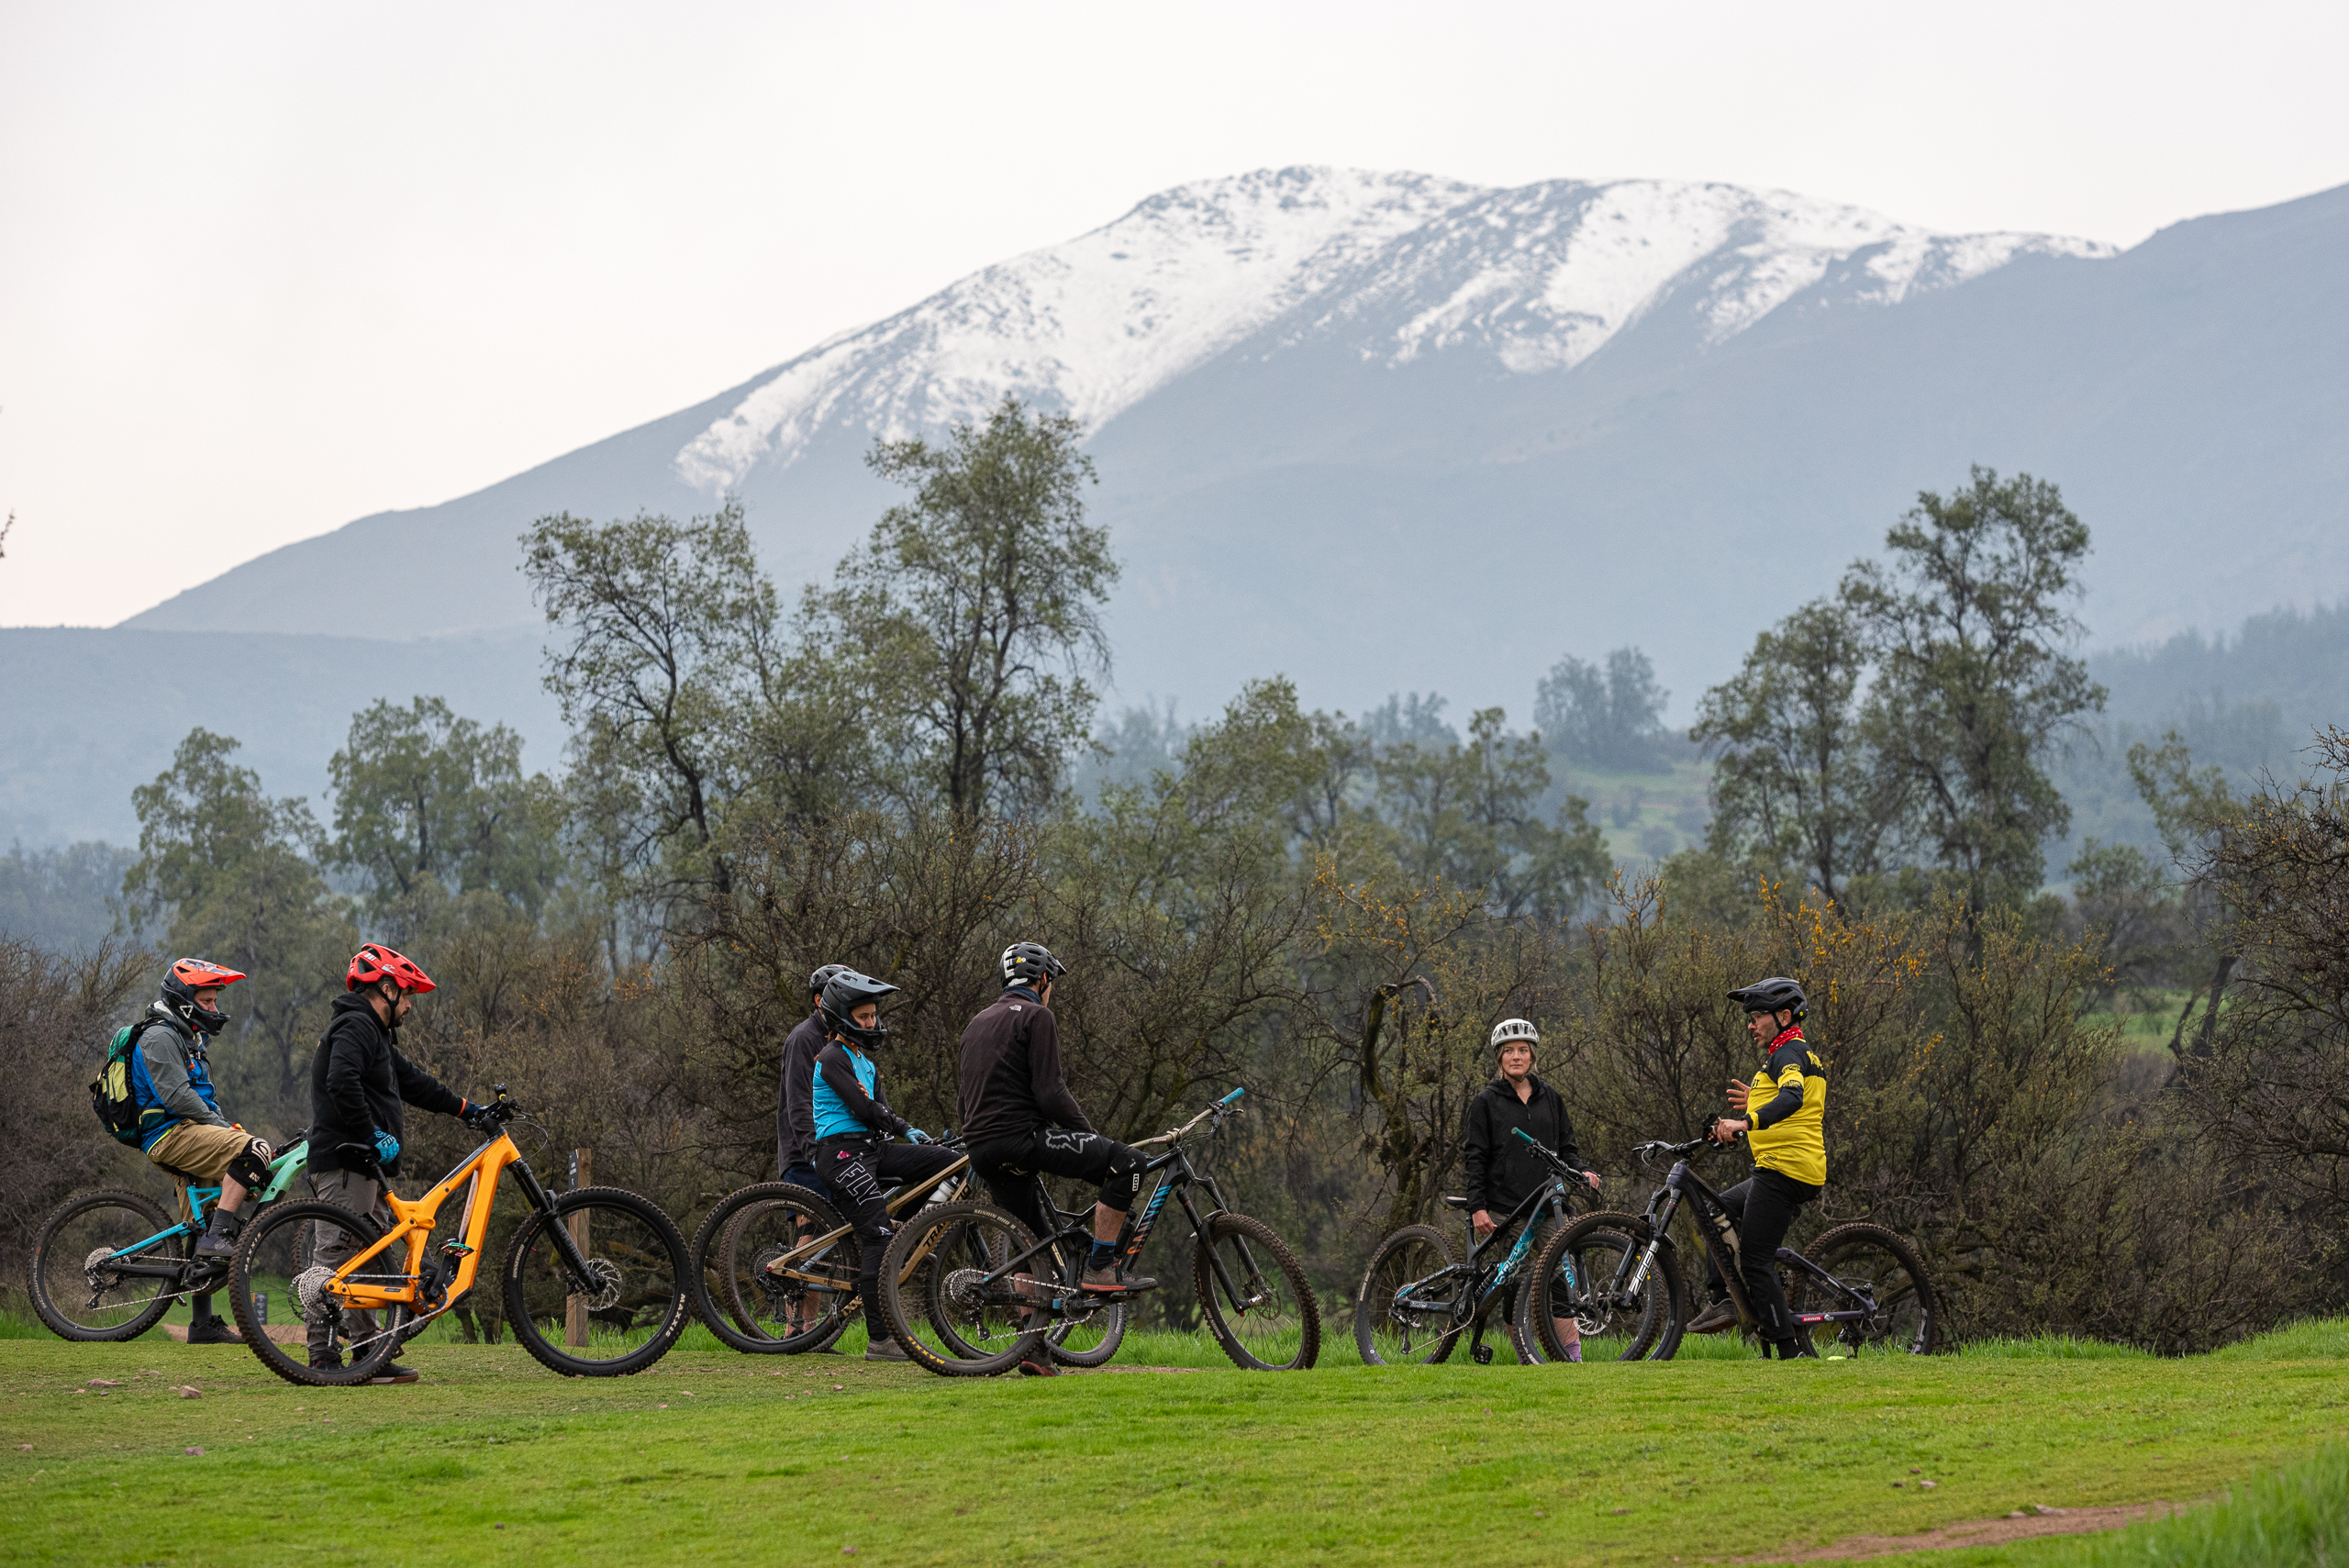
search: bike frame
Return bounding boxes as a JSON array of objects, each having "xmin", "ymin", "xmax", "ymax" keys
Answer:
[
  {"xmin": 320, "ymin": 1128, "xmax": 587, "ymax": 1322},
  {"xmin": 1384, "ymin": 1176, "xmax": 1579, "ymax": 1349},
  {"xmin": 1620, "ymin": 1138, "xmax": 1882, "ymax": 1335},
  {"xmin": 95, "ymin": 1140, "xmax": 312, "ymax": 1284},
  {"xmin": 755, "ymin": 1152, "xmax": 974, "ymax": 1293}
]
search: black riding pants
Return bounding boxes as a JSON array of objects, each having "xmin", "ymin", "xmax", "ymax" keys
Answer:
[
  {"xmin": 813, "ymin": 1135, "xmax": 962, "ymax": 1339},
  {"xmin": 1702, "ymin": 1166, "xmax": 1822, "ymax": 1350},
  {"xmin": 968, "ymin": 1128, "xmax": 1149, "ymax": 1241}
]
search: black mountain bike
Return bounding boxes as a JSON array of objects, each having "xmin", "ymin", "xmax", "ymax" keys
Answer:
[
  {"xmin": 1529, "ymin": 1131, "xmax": 1939, "ymax": 1362},
  {"xmin": 877, "ymin": 1088, "xmax": 1319, "ymax": 1375},
  {"xmin": 1354, "ymin": 1127, "xmax": 1635, "ymax": 1364}
]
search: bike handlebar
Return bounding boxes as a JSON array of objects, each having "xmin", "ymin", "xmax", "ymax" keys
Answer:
[
  {"xmin": 1634, "ymin": 1130, "xmax": 1743, "ymax": 1163},
  {"xmin": 1134, "ymin": 1086, "xmax": 1247, "ymax": 1147}
]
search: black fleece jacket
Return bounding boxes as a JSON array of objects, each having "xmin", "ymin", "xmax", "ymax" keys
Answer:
[
  {"xmin": 308, "ymin": 992, "xmax": 465, "ymax": 1176},
  {"xmin": 957, "ymin": 987, "xmax": 1093, "ymax": 1146},
  {"xmin": 1461, "ymin": 1073, "xmax": 1591, "ymax": 1215}
]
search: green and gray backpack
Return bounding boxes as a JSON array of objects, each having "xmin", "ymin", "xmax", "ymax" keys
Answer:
[{"xmin": 90, "ymin": 1020, "xmax": 159, "ymax": 1146}]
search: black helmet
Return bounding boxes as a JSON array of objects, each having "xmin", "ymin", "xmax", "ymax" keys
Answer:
[
  {"xmin": 808, "ymin": 962, "xmax": 850, "ymax": 999},
  {"xmin": 1000, "ymin": 941, "xmax": 1066, "ymax": 991},
  {"xmin": 1727, "ymin": 977, "xmax": 1806, "ymax": 1021},
  {"xmin": 819, "ymin": 970, "xmax": 899, "ymax": 1051}
]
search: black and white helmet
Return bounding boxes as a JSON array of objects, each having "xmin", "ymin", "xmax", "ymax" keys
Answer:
[
  {"xmin": 819, "ymin": 970, "xmax": 900, "ymax": 1050},
  {"xmin": 1490, "ymin": 1018, "xmax": 1540, "ymax": 1052},
  {"xmin": 807, "ymin": 962, "xmax": 850, "ymax": 999},
  {"xmin": 1727, "ymin": 976, "xmax": 1807, "ymax": 1021},
  {"xmin": 1000, "ymin": 941, "xmax": 1066, "ymax": 991}
]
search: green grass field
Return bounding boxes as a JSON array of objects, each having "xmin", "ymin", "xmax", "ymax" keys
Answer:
[{"xmin": 4, "ymin": 1316, "xmax": 2344, "ymax": 1567}]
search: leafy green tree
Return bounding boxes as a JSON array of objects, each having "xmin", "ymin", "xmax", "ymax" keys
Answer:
[
  {"xmin": 1370, "ymin": 708, "xmax": 1609, "ymax": 920},
  {"xmin": 327, "ymin": 696, "xmax": 562, "ymax": 920},
  {"xmin": 123, "ymin": 729, "xmax": 353, "ymax": 1108},
  {"xmin": 1843, "ymin": 467, "xmax": 2106, "ymax": 910},
  {"xmin": 1535, "ymin": 646, "xmax": 1670, "ymax": 771},
  {"xmin": 823, "ymin": 397, "xmax": 1119, "ymax": 817},
  {"xmin": 1693, "ymin": 598, "xmax": 1904, "ymax": 905},
  {"xmin": 524, "ymin": 501, "xmax": 788, "ymax": 900}
]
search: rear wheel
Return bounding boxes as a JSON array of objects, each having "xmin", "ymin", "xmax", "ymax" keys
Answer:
[
  {"xmin": 28, "ymin": 1189, "xmax": 184, "ymax": 1342},
  {"xmin": 878, "ymin": 1200, "xmax": 1049, "ymax": 1377},
  {"xmin": 1355, "ymin": 1223, "xmax": 1464, "ymax": 1366},
  {"xmin": 689, "ymin": 1184, "xmax": 855, "ymax": 1354},
  {"xmin": 1791, "ymin": 1222, "xmax": 1939, "ymax": 1356},
  {"xmin": 1530, "ymin": 1212, "xmax": 1682, "ymax": 1362},
  {"xmin": 228, "ymin": 1200, "xmax": 406, "ymax": 1387},
  {"xmin": 504, "ymin": 1186, "xmax": 691, "ymax": 1376},
  {"xmin": 1047, "ymin": 1300, "xmax": 1127, "ymax": 1366},
  {"xmin": 1195, "ymin": 1210, "xmax": 1319, "ymax": 1371}
]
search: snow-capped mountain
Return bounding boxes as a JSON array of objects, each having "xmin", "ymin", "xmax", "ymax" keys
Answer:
[
  {"xmin": 672, "ymin": 167, "xmax": 2109, "ymax": 497},
  {"xmin": 92, "ymin": 168, "xmax": 2347, "ymax": 856}
]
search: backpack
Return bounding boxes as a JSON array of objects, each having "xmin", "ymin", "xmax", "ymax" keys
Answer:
[{"xmin": 90, "ymin": 1019, "xmax": 159, "ymax": 1146}]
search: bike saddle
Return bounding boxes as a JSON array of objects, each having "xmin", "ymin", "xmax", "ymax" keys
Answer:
[{"xmin": 1441, "ymin": 1195, "xmax": 1471, "ymax": 1209}]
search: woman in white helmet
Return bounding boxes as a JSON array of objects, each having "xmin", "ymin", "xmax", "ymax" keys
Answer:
[{"xmin": 1462, "ymin": 1018, "xmax": 1602, "ymax": 1361}]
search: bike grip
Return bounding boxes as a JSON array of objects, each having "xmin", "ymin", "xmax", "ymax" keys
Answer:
[
  {"xmin": 1513, "ymin": 1127, "xmax": 1537, "ymax": 1144},
  {"xmin": 1220, "ymin": 1087, "xmax": 1245, "ymax": 1105}
]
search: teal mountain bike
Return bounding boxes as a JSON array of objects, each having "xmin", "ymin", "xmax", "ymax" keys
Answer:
[{"xmin": 27, "ymin": 1140, "xmax": 312, "ymax": 1341}]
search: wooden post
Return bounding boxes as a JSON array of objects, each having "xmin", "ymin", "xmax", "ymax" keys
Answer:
[{"xmin": 564, "ymin": 1148, "xmax": 593, "ymax": 1348}]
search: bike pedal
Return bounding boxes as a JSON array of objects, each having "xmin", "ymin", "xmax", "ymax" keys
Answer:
[{"xmin": 1472, "ymin": 1343, "xmax": 1495, "ymax": 1365}]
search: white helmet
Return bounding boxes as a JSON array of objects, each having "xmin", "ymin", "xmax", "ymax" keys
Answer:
[{"xmin": 1490, "ymin": 1018, "xmax": 1540, "ymax": 1051}]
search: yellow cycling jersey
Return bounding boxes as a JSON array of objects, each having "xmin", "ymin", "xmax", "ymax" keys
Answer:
[{"xmin": 1745, "ymin": 1029, "xmax": 1827, "ymax": 1187}]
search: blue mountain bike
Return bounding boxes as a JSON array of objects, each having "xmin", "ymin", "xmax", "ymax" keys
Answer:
[{"xmin": 28, "ymin": 1140, "xmax": 312, "ymax": 1341}]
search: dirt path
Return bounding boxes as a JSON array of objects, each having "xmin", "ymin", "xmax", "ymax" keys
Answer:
[{"xmin": 1743, "ymin": 1500, "xmax": 2190, "ymax": 1561}]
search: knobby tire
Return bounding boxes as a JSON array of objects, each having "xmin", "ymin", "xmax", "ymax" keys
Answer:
[
  {"xmin": 28, "ymin": 1188, "xmax": 181, "ymax": 1343},
  {"xmin": 503, "ymin": 1185, "xmax": 691, "ymax": 1377},
  {"xmin": 1193, "ymin": 1210, "xmax": 1319, "ymax": 1371}
]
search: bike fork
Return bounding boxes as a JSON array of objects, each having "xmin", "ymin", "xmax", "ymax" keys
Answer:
[{"xmin": 514, "ymin": 1160, "xmax": 597, "ymax": 1285}]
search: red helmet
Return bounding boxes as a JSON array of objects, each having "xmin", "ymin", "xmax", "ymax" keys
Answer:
[
  {"xmin": 169, "ymin": 958, "xmax": 247, "ymax": 991},
  {"xmin": 347, "ymin": 943, "xmax": 437, "ymax": 995}
]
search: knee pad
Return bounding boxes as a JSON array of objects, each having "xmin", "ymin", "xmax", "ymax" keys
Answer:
[
  {"xmin": 227, "ymin": 1145, "xmax": 273, "ymax": 1192},
  {"xmin": 1097, "ymin": 1145, "xmax": 1148, "ymax": 1211}
]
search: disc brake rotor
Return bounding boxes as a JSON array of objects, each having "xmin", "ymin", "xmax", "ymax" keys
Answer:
[{"xmin": 576, "ymin": 1258, "xmax": 622, "ymax": 1313}]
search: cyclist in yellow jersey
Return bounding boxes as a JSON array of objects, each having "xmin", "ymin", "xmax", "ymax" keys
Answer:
[{"xmin": 1689, "ymin": 976, "xmax": 1826, "ymax": 1357}]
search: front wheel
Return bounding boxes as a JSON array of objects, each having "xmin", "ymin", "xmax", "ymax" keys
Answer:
[
  {"xmin": 28, "ymin": 1189, "xmax": 183, "ymax": 1342},
  {"xmin": 1792, "ymin": 1222, "xmax": 1939, "ymax": 1355},
  {"xmin": 1194, "ymin": 1211, "xmax": 1319, "ymax": 1371},
  {"xmin": 688, "ymin": 1183, "xmax": 856, "ymax": 1354},
  {"xmin": 1530, "ymin": 1211, "xmax": 1683, "ymax": 1362},
  {"xmin": 504, "ymin": 1186, "xmax": 691, "ymax": 1376}
]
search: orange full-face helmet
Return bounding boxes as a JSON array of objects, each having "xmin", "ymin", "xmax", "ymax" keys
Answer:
[
  {"xmin": 346, "ymin": 943, "xmax": 437, "ymax": 995},
  {"xmin": 161, "ymin": 957, "xmax": 247, "ymax": 1036}
]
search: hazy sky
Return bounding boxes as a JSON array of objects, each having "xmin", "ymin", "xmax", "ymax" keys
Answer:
[{"xmin": 4, "ymin": 0, "xmax": 2344, "ymax": 628}]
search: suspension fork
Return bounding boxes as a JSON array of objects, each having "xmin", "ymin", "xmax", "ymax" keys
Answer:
[
  {"xmin": 1622, "ymin": 1173, "xmax": 1686, "ymax": 1297},
  {"xmin": 511, "ymin": 1158, "xmax": 597, "ymax": 1286},
  {"xmin": 1181, "ymin": 1183, "xmax": 1263, "ymax": 1309}
]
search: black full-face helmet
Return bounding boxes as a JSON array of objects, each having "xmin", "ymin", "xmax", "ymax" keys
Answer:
[
  {"xmin": 999, "ymin": 941, "xmax": 1066, "ymax": 991},
  {"xmin": 1727, "ymin": 976, "xmax": 1807, "ymax": 1022},
  {"xmin": 818, "ymin": 970, "xmax": 899, "ymax": 1051}
]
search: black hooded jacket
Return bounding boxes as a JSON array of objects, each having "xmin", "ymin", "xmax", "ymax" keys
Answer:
[
  {"xmin": 308, "ymin": 991, "xmax": 464, "ymax": 1176},
  {"xmin": 1461, "ymin": 1073, "xmax": 1591, "ymax": 1216}
]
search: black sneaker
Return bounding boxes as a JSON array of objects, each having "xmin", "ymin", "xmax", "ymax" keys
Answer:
[
  {"xmin": 308, "ymin": 1349, "xmax": 344, "ymax": 1373},
  {"xmin": 184, "ymin": 1314, "xmax": 241, "ymax": 1345},
  {"xmin": 367, "ymin": 1362, "xmax": 421, "ymax": 1385},
  {"xmin": 863, "ymin": 1336, "xmax": 910, "ymax": 1362},
  {"xmin": 1079, "ymin": 1265, "xmax": 1157, "ymax": 1295},
  {"xmin": 192, "ymin": 1229, "xmax": 237, "ymax": 1261},
  {"xmin": 1687, "ymin": 1297, "xmax": 1738, "ymax": 1334}
]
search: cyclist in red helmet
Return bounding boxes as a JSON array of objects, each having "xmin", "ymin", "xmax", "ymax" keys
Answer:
[
  {"xmin": 125, "ymin": 958, "xmax": 276, "ymax": 1341},
  {"xmin": 301, "ymin": 943, "xmax": 491, "ymax": 1382}
]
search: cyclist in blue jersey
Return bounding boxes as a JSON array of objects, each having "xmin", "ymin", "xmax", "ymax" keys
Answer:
[{"xmin": 808, "ymin": 969, "xmax": 956, "ymax": 1362}]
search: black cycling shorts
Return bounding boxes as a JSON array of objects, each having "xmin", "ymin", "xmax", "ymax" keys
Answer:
[{"xmin": 968, "ymin": 1128, "xmax": 1149, "ymax": 1237}]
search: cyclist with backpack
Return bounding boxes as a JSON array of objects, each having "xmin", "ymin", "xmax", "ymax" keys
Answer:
[
  {"xmin": 806, "ymin": 968, "xmax": 957, "ymax": 1362},
  {"xmin": 95, "ymin": 958, "xmax": 276, "ymax": 1342},
  {"xmin": 302, "ymin": 943, "xmax": 493, "ymax": 1382},
  {"xmin": 958, "ymin": 942, "xmax": 1154, "ymax": 1301},
  {"xmin": 1688, "ymin": 976, "xmax": 1827, "ymax": 1358},
  {"xmin": 1463, "ymin": 1018, "xmax": 1601, "ymax": 1362}
]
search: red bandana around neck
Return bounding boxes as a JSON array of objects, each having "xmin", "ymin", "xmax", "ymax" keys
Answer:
[{"xmin": 1766, "ymin": 1023, "xmax": 1806, "ymax": 1053}]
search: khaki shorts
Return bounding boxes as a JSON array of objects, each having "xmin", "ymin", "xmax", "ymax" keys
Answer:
[{"xmin": 146, "ymin": 1122, "xmax": 258, "ymax": 1218}]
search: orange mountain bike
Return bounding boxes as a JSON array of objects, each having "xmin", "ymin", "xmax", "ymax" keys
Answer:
[{"xmin": 228, "ymin": 1086, "xmax": 690, "ymax": 1386}]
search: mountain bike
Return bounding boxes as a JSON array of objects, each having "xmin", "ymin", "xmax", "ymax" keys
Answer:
[
  {"xmin": 877, "ymin": 1088, "xmax": 1319, "ymax": 1375},
  {"xmin": 227, "ymin": 1086, "xmax": 691, "ymax": 1385},
  {"xmin": 690, "ymin": 1144, "xmax": 1131, "ymax": 1367},
  {"xmin": 1527, "ymin": 1131, "xmax": 1939, "ymax": 1362},
  {"xmin": 28, "ymin": 1139, "xmax": 314, "ymax": 1342},
  {"xmin": 1354, "ymin": 1127, "xmax": 1628, "ymax": 1365}
]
